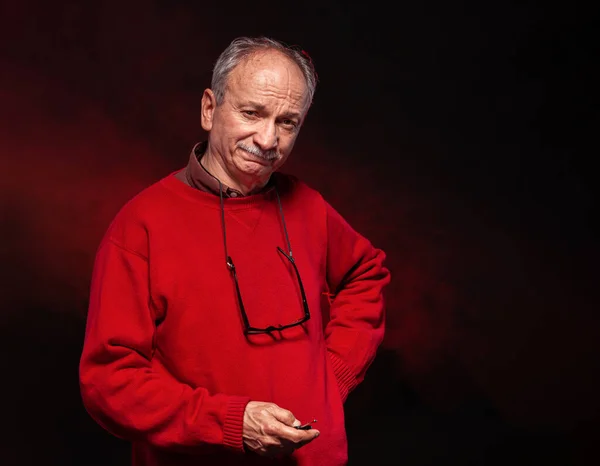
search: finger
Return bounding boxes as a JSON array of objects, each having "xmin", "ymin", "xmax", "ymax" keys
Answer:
[
  {"xmin": 291, "ymin": 428, "xmax": 321, "ymax": 450},
  {"xmin": 281, "ymin": 424, "xmax": 321, "ymax": 443},
  {"xmin": 259, "ymin": 425, "xmax": 319, "ymax": 456},
  {"xmin": 305, "ymin": 428, "xmax": 320, "ymax": 439},
  {"xmin": 269, "ymin": 405, "xmax": 297, "ymax": 427}
]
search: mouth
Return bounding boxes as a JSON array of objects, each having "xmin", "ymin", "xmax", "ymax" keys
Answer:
[{"xmin": 240, "ymin": 148, "xmax": 277, "ymax": 165}]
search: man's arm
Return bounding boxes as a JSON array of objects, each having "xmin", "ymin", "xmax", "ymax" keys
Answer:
[
  {"xmin": 324, "ymin": 202, "xmax": 391, "ymax": 402},
  {"xmin": 79, "ymin": 238, "xmax": 251, "ymax": 452},
  {"xmin": 80, "ymin": 236, "xmax": 319, "ymax": 456}
]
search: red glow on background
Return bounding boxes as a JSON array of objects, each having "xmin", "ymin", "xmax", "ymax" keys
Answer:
[
  {"xmin": 0, "ymin": 66, "xmax": 170, "ymax": 312},
  {"xmin": 1, "ymin": 2, "xmax": 598, "ymax": 464},
  {"xmin": 2, "ymin": 57, "xmax": 598, "ymax": 431}
]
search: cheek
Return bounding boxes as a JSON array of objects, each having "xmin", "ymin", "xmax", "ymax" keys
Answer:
[
  {"xmin": 217, "ymin": 115, "xmax": 245, "ymax": 140},
  {"xmin": 280, "ymin": 133, "xmax": 298, "ymax": 151},
  {"xmin": 277, "ymin": 139, "xmax": 296, "ymax": 162}
]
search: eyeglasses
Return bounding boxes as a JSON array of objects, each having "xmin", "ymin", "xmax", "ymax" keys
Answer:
[{"xmin": 218, "ymin": 184, "xmax": 311, "ymax": 335}]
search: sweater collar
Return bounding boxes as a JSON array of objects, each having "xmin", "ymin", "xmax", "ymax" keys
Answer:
[{"xmin": 183, "ymin": 141, "xmax": 274, "ymax": 198}]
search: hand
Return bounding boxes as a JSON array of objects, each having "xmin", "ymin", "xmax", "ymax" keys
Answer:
[{"xmin": 242, "ymin": 401, "xmax": 320, "ymax": 457}]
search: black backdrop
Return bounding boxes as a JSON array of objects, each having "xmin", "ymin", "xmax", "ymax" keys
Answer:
[{"xmin": 1, "ymin": 1, "xmax": 598, "ymax": 465}]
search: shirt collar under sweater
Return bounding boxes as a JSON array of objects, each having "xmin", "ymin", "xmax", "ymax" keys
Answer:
[{"xmin": 178, "ymin": 141, "xmax": 274, "ymax": 198}]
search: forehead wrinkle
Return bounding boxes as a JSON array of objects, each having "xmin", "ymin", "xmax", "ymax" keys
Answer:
[{"xmin": 228, "ymin": 51, "xmax": 308, "ymax": 112}]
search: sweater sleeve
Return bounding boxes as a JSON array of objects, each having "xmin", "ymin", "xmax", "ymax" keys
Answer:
[
  {"xmin": 324, "ymin": 202, "xmax": 391, "ymax": 402},
  {"xmin": 79, "ymin": 236, "xmax": 250, "ymax": 453}
]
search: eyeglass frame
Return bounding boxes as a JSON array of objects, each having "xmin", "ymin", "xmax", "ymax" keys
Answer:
[{"xmin": 218, "ymin": 182, "xmax": 311, "ymax": 335}]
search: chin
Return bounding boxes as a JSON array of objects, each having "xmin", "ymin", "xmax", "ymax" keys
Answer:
[
  {"xmin": 237, "ymin": 163, "xmax": 271, "ymax": 181},
  {"xmin": 241, "ymin": 157, "xmax": 275, "ymax": 171}
]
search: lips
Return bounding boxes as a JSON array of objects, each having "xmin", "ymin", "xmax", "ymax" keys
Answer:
[{"xmin": 242, "ymin": 148, "xmax": 275, "ymax": 165}]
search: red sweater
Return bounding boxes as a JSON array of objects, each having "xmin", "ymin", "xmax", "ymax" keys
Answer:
[{"xmin": 79, "ymin": 171, "xmax": 390, "ymax": 466}]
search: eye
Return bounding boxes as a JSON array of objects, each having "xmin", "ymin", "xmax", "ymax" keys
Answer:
[
  {"xmin": 281, "ymin": 119, "xmax": 298, "ymax": 130},
  {"xmin": 242, "ymin": 110, "xmax": 257, "ymax": 117}
]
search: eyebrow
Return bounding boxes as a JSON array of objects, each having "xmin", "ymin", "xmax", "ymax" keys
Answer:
[{"xmin": 244, "ymin": 101, "xmax": 302, "ymax": 120}]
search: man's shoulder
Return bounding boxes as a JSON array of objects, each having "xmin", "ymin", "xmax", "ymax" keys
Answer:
[
  {"xmin": 120, "ymin": 173, "xmax": 173, "ymax": 212},
  {"xmin": 106, "ymin": 172, "xmax": 178, "ymax": 231},
  {"xmin": 95, "ymin": 172, "xmax": 182, "ymax": 254}
]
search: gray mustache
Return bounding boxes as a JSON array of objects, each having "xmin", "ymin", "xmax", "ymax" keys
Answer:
[{"xmin": 238, "ymin": 144, "xmax": 278, "ymax": 161}]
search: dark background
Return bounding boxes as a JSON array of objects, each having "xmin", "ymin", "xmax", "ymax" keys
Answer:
[{"xmin": 1, "ymin": 1, "xmax": 598, "ymax": 465}]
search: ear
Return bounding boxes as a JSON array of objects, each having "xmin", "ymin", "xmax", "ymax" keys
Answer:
[{"xmin": 201, "ymin": 89, "xmax": 216, "ymax": 131}]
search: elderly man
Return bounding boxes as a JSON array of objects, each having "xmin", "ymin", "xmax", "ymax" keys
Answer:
[{"xmin": 80, "ymin": 36, "xmax": 390, "ymax": 466}]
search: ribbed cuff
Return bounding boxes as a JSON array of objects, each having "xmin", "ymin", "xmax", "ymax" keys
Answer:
[
  {"xmin": 328, "ymin": 351, "xmax": 358, "ymax": 403},
  {"xmin": 222, "ymin": 396, "xmax": 251, "ymax": 452}
]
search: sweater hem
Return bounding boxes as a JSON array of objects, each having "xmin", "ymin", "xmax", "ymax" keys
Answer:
[{"xmin": 327, "ymin": 351, "xmax": 358, "ymax": 403}]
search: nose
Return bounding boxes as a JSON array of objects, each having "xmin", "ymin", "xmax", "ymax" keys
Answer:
[{"xmin": 253, "ymin": 119, "xmax": 278, "ymax": 151}]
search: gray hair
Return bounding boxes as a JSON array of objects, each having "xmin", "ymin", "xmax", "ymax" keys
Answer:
[{"xmin": 211, "ymin": 36, "xmax": 318, "ymax": 112}]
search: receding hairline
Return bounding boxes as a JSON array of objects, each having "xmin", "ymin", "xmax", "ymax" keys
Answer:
[
  {"xmin": 222, "ymin": 49, "xmax": 311, "ymax": 110},
  {"xmin": 226, "ymin": 49, "xmax": 308, "ymax": 87},
  {"xmin": 210, "ymin": 36, "xmax": 318, "ymax": 111}
]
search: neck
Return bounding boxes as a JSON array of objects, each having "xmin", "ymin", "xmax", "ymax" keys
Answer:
[{"xmin": 202, "ymin": 148, "xmax": 267, "ymax": 196}]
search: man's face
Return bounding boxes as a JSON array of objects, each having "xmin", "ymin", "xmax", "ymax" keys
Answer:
[{"xmin": 201, "ymin": 50, "xmax": 309, "ymax": 189}]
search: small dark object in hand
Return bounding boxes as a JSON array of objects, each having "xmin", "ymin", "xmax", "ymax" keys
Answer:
[{"xmin": 295, "ymin": 419, "xmax": 317, "ymax": 430}]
